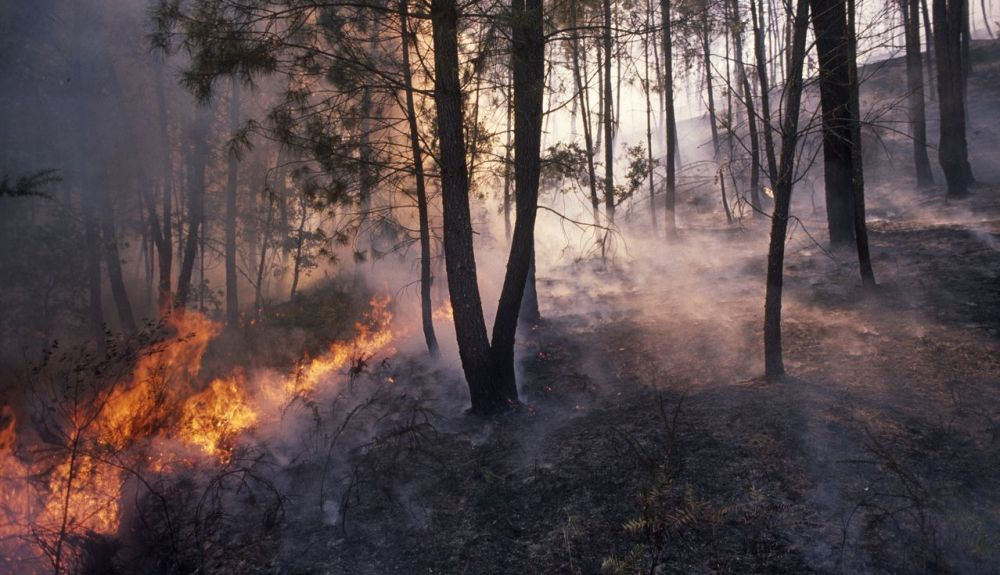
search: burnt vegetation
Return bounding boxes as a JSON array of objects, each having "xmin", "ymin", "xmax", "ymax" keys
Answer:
[{"xmin": 1, "ymin": 0, "xmax": 999, "ymax": 573}]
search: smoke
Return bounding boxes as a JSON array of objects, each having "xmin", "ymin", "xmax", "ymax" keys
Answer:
[{"xmin": 1, "ymin": 0, "xmax": 999, "ymax": 572}]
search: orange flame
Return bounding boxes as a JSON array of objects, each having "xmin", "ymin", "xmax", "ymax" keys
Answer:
[
  {"xmin": 276, "ymin": 295, "xmax": 394, "ymax": 401},
  {"xmin": 0, "ymin": 296, "xmax": 396, "ymax": 570},
  {"xmin": 432, "ymin": 300, "xmax": 454, "ymax": 322},
  {"xmin": 98, "ymin": 311, "xmax": 220, "ymax": 451},
  {"xmin": 179, "ymin": 371, "xmax": 258, "ymax": 458}
]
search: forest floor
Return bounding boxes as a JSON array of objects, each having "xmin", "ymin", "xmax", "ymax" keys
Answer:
[
  {"xmin": 299, "ymin": 185, "xmax": 999, "ymax": 574},
  {"xmin": 273, "ymin": 44, "xmax": 1000, "ymax": 575}
]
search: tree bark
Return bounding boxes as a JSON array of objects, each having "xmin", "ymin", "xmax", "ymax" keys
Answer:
[
  {"xmin": 520, "ymin": 248, "xmax": 541, "ymax": 326},
  {"xmin": 289, "ymin": 200, "xmax": 307, "ymax": 300},
  {"xmin": 153, "ymin": 56, "xmax": 173, "ymax": 316},
  {"xmin": 431, "ymin": 0, "xmax": 513, "ymax": 413},
  {"xmin": 903, "ymin": 0, "xmax": 934, "ymax": 186},
  {"xmin": 751, "ymin": 0, "xmax": 779, "ymax": 188},
  {"xmin": 847, "ymin": 0, "xmax": 876, "ymax": 286},
  {"xmin": 702, "ymin": 10, "xmax": 720, "ymax": 157},
  {"xmin": 809, "ymin": 0, "xmax": 856, "ymax": 245},
  {"xmin": 982, "ymin": 0, "xmax": 994, "ymax": 37},
  {"xmin": 764, "ymin": 0, "xmax": 810, "ymax": 379},
  {"xmin": 730, "ymin": 0, "xmax": 763, "ymax": 214},
  {"xmin": 83, "ymin": 195, "xmax": 105, "ymax": 349},
  {"xmin": 661, "ymin": 0, "xmax": 678, "ymax": 233},
  {"xmin": 73, "ymin": 6, "xmax": 104, "ymax": 350},
  {"xmin": 645, "ymin": 0, "xmax": 658, "ymax": 229},
  {"xmin": 933, "ymin": 0, "xmax": 973, "ymax": 197},
  {"xmin": 176, "ymin": 104, "xmax": 210, "ymax": 309},
  {"xmin": 225, "ymin": 77, "xmax": 240, "ymax": 327},
  {"xmin": 254, "ymin": 162, "xmax": 277, "ymax": 321},
  {"xmin": 922, "ymin": 0, "xmax": 936, "ymax": 97},
  {"xmin": 400, "ymin": 0, "xmax": 440, "ymax": 358},
  {"xmin": 490, "ymin": 0, "xmax": 545, "ymax": 395},
  {"xmin": 569, "ymin": 0, "xmax": 602, "ymax": 224},
  {"xmin": 503, "ymin": 72, "xmax": 514, "ymax": 242},
  {"xmin": 100, "ymin": 182, "xmax": 136, "ymax": 332},
  {"xmin": 603, "ymin": 0, "xmax": 616, "ymax": 222}
]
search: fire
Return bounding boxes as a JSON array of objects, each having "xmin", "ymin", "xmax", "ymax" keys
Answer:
[
  {"xmin": 179, "ymin": 371, "xmax": 258, "ymax": 458},
  {"xmin": 432, "ymin": 300, "xmax": 454, "ymax": 322},
  {"xmin": 0, "ymin": 406, "xmax": 28, "ymax": 549},
  {"xmin": 0, "ymin": 405, "xmax": 14, "ymax": 452},
  {"xmin": 282, "ymin": 295, "xmax": 395, "ymax": 400},
  {"xmin": 98, "ymin": 311, "xmax": 220, "ymax": 451},
  {"xmin": 0, "ymin": 296, "xmax": 397, "ymax": 570},
  {"xmin": 42, "ymin": 455, "xmax": 122, "ymax": 536}
]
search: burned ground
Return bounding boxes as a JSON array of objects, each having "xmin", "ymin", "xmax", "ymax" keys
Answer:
[
  {"xmin": 118, "ymin": 46, "xmax": 1000, "ymax": 575},
  {"xmin": 254, "ymin": 176, "xmax": 998, "ymax": 574}
]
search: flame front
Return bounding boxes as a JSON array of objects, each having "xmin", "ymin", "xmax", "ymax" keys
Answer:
[
  {"xmin": 179, "ymin": 372, "xmax": 258, "ymax": 458},
  {"xmin": 0, "ymin": 296, "xmax": 396, "ymax": 571}
]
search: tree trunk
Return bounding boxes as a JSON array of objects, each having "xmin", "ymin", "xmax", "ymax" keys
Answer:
[
  {"xmin": 661, "ymin": 0, "xmax": 678, "ymax": 233},
  {"xmin": 922, "ymin": 0, "xmax": 936, "ymax": 97},
  {"xmin": 356, "ymin": 21, "xmax": 380, "ymax": 264},
  {"xmin": 982, "ymin": 0, "xmax": 994, "ymax": 37},
  {"xmin": 702, "ymin": 9, "xmax": 720, "ymax": 156},
  {"xmin": 289, "ymin": 200, "xmax": 307, "ymax": 300},
  {"xmin": 751, "ymin": 0, "xmax": 779, "ymax": 188},
  {"xmin": 809, "ymin": 0, "xmax": 856, "ymax": 245},
  {"xmin": 645, "ymin": 0, "xmax": 659, "ymax": 229},
  {"xmin": 503, "ymin": 72, "xmax": 514, "ymax": 241},
  {"xmin": 431, "ymin": 0, "xmax": 512, "ymax": 413},
  {"xmin": 176, "ymin": 104, "xmax": 210, "ymax": 309},
  {"xmin": 764, "ymin": 0, "xmax": 810, "ymax": 379},
  {"xmin": 490, "ymin": 0, "xmax": 545, "ymax": 396},
  {"xmin": 400, "ymin": 0, "xmax": 440, "ymax": 358},
  {"xmin": 100, "ymin": 182, "xmax": 136, "ymax": 332},
  {"xmin": 903, "ymin": 0, "xmax": 934, "ymax": 186},
  {"xmin": 731, "ymin": 0, "xmax": 762, "ymax": 213},
  {"xmin": 603, "ymin": 0, "xmax": 616, "ymax": 222},
  {"xmin": 154, "ymin": 57, "xmax": 173, "ymax": 316},
  {"xmin": 959, "ymin": 0, "xmax": 976, "ymax": 184},
  {"xmin": 73, "ymin": 6, "xmax": 105, "ymax": 350},
  {"xmin": 933, "ymin": 0, "xmax": 973, "ymax": 197},
  {"xmin": 254, "ymin": 164, "xmax": 276, "ymax": 321},
  {"xmin": 520, "ymin": 248, "xmax": 541, "ymax": 326},
  {"xmin": 847, "ymin": 0, "xmax": 876, "ymax": 286},
  {"xmin": 225, "ymin": 77, "xmax": 240, "ymax": 327},
  {"xmin": 570, "ymin": 0, "xmax": 602, "ymax": 224},
  {"xmin": 83, "ymin": 195, "xmax": 105, "ymax": 348}
]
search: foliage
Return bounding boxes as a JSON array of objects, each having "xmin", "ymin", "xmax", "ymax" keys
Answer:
[{"xmin": 0, "ymin": 170, "xmax": 60, "ymax": 199}]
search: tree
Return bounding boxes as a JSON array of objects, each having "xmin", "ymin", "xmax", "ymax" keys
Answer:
[
  {"xmin": 933, "ymin": 0, "xmax": 973, "ymax": 197},
  {"xmin": 429, "ymin": 0, "xmax": 544, "ymax": 413},
  {"xmin": 567, "ymin": 0, "xmax": 602, "ymax": 224},
  {"xmin": 728, "ymin": 0, "xmax": 763, "ymax": 215},
  {"xmin": 175, "ymin": 104, "xmax": 211, "ymax": 310},
  {"xmin": 151, "ymin": 55, "xmax": 175, "ymax": 316},
  {"xmin": 809, "ymin": 0, "xmax": 858, "ymax": 245},
  {"xmin": 399, "ymin": 0, "xmax": 440, "ymax": 358},
  {"xmin": 661, "ymin": 0, "xmax": 678, "ymax": 233},
  {"xmin": 902, "ymin": 0, "xmax": 934, "ymax": 187},
  {"xmin": 700, "ymin": 0, "xmax": 720, "ymax": 156},
  {"xmin": 493, "ymin": 0, "xmax": 545, "ymax": 386},
  {"xmin": 225, "ymin": 76, "xmax": 241, "ymax": 327},
  {"xmin": 750, "ymin": 0, "xmax": 778, "ymax": 190},
  {"xmin": 603, "ymin": 0, "xmax": 616, "ymax": 222},
  {"xmin": 763, "ymin": 0, "xmax": 809, "ymax": 379},
  {"xmin": 846, "ymin": 0, "xmax": 875, "ymax": 286}
]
